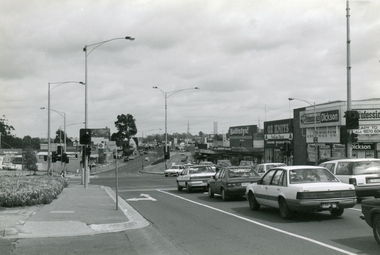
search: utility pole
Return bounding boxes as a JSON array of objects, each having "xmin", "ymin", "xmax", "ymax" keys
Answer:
[{"xmin": 346, "ymin": 0, "xmax": 353, "ymax": 158}]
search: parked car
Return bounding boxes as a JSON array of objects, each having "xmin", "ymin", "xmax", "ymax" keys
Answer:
[
  {"xmin": 360, "ymin": 198, "xmax": 380, "ymax": 245},
  {"xmin": 2, "ymin": 163, "xmax": 17, "ymax": 170},
  {"xmin": 177, "ymin": 165, "xmax": 216, "ymax": 193},
  {"xmin": 207, "ymin": 166, "xmax": 261, "ymax": 201},
  {"xmin": 319, "ymin": 158, "xmax": 380, "ymax": 198},
  {"xmin": 8, "ymin": 164, "xmax": 17, "ymax": 170},
  {"xmin": 123, "ymin": 157, "xmax": 129, "ymax": 162},
  {"xmin": 255, "ymin": 163, "xmax": 287, "ymax": 176},
  {"xmin": 164, "ymin": 165, "xmax": 185, "ymax": 177},
  {"xmin": 246, "ymin": 166, "xmax": 357, "ymax": 219}
]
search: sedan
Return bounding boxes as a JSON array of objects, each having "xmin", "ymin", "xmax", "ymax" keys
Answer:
[
  {"xmin": 177, "ymin": 165, "xmax": 216, "ymax": 192},
  {"xmin": 255, "ymin": 163, "xmax": 286, "ymax": 176},
  {"xmin": 164, "ymin": 165, "xmax": 185, "ymax": 177},
  {"xmin": 360, "ymin": 198, "xmax": 380, "ymax": 245},
  {"xmin": 246, "ymin": 166, "xmax": 357, "ymax": 219},
  {"xmin": 207, "ymin": 166, "xmax": 261, "ymax": 201}
]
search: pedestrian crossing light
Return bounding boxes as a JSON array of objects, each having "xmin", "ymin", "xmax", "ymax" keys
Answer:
[{"xmin": 344, "ymin": 111, "xmax": 359, "ymax": 129}]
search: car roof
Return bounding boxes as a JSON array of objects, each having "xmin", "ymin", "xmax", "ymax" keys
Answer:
[
  {"xmin": 257, "ymin": 163, "xmax": 286, "ymax": 166},
  {"xmin": 269, "ymin": 165, "xmax": 326, "ymax": 170},
  {"xmin": 321, "ymin": 158, "xmax": 380, "ymax": 163}
]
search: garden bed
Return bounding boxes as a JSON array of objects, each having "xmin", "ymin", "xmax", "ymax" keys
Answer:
[{"xmin": 0, "ymin": 176, "xmax": 68, "ymax": 207}]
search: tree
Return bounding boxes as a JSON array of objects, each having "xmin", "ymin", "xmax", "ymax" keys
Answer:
[
  {"xmin": 24, "ymin": 147, "xmax": 38, "ymax": 174},
  {"xmin": 53, "ymin": 129, "xmax": 72, "ymax": 145},
  {"xmin": 111, "ymin": 114, "xmax": 137, "ymax": 154}
]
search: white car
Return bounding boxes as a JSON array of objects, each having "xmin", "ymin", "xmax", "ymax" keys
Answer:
[
  {"xmin": 255, "ymin": 163, "xmax": 286, "ymax": 176},
  {"xmin": 164, "ymin": 165, "xmax": 185, "ymax": 177},
  {"xmin": 246, "ymin": 166, "xmax": 357, "ymax": 219},
  {"xmin": 177, "ymin": 165, "xmax": 216, "ymax": 192},
  {"xmin": 319, "ymin": 158, "xmax": 380, "ymax": 198}
]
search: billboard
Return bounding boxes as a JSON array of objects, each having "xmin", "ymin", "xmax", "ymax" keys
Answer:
[
  {"xmin": 90, "ymin": 128, "xmax": 111, "ymax": 139},
  {"xmin": 229, "ymin": 125, "xmax": 257, "ymax": 148}
]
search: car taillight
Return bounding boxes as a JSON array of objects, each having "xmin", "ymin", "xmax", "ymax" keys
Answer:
[{"xmin": 349, "ymin": 178, "xmax": 357, "ymax": 186}]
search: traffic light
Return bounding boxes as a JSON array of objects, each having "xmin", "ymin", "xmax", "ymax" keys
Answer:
[
  {"xmin": 80, "ymin": 129, "xmax": 92, "ymax": 145},
  {"xmin": 345, "ymin": 111, "xmax": 359, "ymax": 129},
  {"xmin": 62, "ymin": 153, "xmax": 69, "ymax": 163},
  {"xmin": 351, "ymin": 133, "xmax": 358, "ymax": 143},
  {"xmin": 52, "ymin": 151, "xmax": 57, "ymax": 163}
]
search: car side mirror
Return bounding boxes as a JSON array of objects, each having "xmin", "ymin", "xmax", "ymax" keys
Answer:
[{"xmin": 257, "ymin": 179, "xmax": 263, "ymax": 185}]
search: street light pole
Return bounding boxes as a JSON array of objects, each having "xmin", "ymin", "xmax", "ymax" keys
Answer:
[
  {"xmin": 153, "ymin": 86, "xmax": 199, "ymax": 169},
  {"xmin": 41, "ymin": 107, "xmax": 66, "ymax": 175},
  {"xmin": 45, "ymin": 81, "xmax": 82, "ymax": 175},
  {"xmin": 83, "ymin": 36, "xmax": 134, "ymax": 188},
  {"xmin": 83, "ymin": 36, "xmax": 135, "ymax": 129},
  {"xmin": 289, "ymin": 98, "xmax": 318, "ymax": 165}
]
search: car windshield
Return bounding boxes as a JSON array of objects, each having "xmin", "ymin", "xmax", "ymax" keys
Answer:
[
  {"xmin": 289, "ymin": 168, "xmax": 339, "ymax": 184},
  {"xmin": 350, "ymin": 160, "xmax": 380, "ymax": 175},
  {"xmin": 188, "ymin": 166, "xmax": 214, "ymax": 174},
  {"xmin": 228, "ymin": 168, "xmax": 260, "ymax": 178}
]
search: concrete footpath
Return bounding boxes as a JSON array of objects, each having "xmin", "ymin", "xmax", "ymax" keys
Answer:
[
  {"xmin": 0, "ymin": 153, "xmax": 183, "ymax": 239},
  {"xmin": 0, "ymin": 184, "xmax": 150, "ymax": 239}
]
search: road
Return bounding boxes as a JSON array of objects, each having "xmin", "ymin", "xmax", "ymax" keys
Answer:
[
  {"xmin": 7, "ymin": 153, "xmax": 380, "ymax": 255},
  {"xmin": 89, "ymin": 155, "xmax": 380, "ymax": 255}
]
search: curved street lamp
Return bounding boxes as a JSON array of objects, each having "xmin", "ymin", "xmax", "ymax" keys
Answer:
[
  {"xmin": 83, "ymin": 36, "xmax": 134, "ymax": 188},
  {"xmin": 83, "ymin": 36, "xmax": 135, "ymax": 129},
  {"xmin": 153, "ymin": 86, "xmax": 199, "ymax": 169},
  {"xmin": 45, "ymin": 81, "xmax": 83, "ymax": 174},
  {"xmin": 288, "ymin": 97, "xmax": 318, "ymax": 165}
]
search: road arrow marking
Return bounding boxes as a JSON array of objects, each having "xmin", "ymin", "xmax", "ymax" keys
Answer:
[{"xmin": 126, "ymin": 193, "xmax": 157, "ymax": 201}]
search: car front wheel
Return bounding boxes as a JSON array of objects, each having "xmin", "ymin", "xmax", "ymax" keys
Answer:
[
  {"xmin": 177, "ymin": 181, "xmax": 183, "ymax": 191},
  {"xmin": 279, "ymin": 197, "xmax": 293, "ymax": 219},
  {"xmin": 330, "ymin": 208, "xmax": 344, "ymax": 217},
  {"xmin": 208, "ymin": 186, "xmax": 214, "ymax": 198},
  {"xmin": 373, "ymin": 214, "xmax": 380, "ymax": 245},
  {"xmin": 221, "ymin": 189, "xmax": 229, "ymax": 201},
  {"xmin": 186, "ymin": 183, "xmax": 192, "ymax": 193},
  {"xmin": 248, "ymin": 191, "xmax": 260, "ymax": 211}
]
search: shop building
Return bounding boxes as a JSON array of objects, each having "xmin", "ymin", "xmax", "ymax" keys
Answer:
[
  {"xmin": 194, "ymin": 125, "xmax": 264, "ymax": 165},
  {"xmin": 263, "ymin": 119, "xmax": 294, "ymax": 165},
  {"xmin": 292, "ymin": 98, "xmax": 380, "ymax": 165}
]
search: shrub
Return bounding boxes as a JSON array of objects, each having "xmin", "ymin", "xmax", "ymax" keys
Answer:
[{"xmin": 0, "ymin": 176, "xmax": 68, "ymax": 207}]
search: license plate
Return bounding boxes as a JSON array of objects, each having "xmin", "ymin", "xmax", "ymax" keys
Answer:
[
  {"xmin": 368, "ymin": 178, "xmax": 380, "ymax": 183},
  {"xmin": 321, "ymin": 203, "xmax": 337, "ymax": 209},
  {"xmin": 241, "ymin": 183, "xmax": 249, "ymax": 187}
]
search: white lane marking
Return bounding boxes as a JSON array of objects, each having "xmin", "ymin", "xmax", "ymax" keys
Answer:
[
  {"xmin": 348, "ymin": 208, "xmax": 361, "ymax": 212},
  {"xmin": 126, "ymin": 193, "xmax": 157, "ymax": 201},
  {"xmin": 158, "ymin": 189, "xmax": 357, "ymax": 255}
]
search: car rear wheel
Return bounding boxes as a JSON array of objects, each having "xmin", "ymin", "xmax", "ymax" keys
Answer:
[
  {"xmin": 186, "ymin": 183, "xmax": 192, "ymax": 193},
  {"xmin": 208, "ymin": 186, "xmax": 214, "ymax": 198},
  {"xmin": 177, "ymin": 181, "xmax": 183, "ymax": 191},
  {"xmin": 279, "ymin": 197, "xmax": 293, "ymax": 219},
  {"xmin": 165, "ymin": 174, "xmax": 168, "ymax": 177},
  {"xmin": 248, "ymin": 191, "xmax": 260, "ymax": 211},
  {"xmin": 330, "ymin": 208, "xmax": 344, "ymax": 216},
  {"xmin": 221, "ymin": 189, "xmax": 229, "ymax": 201},
  {"xmin": 372, "ymin": 215, "xmax": 380, "ymax": 245}
]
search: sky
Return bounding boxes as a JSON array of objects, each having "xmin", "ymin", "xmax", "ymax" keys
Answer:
[{"xmin": 1, "ymin": 0, "xmax": 379, "ymax": 141}]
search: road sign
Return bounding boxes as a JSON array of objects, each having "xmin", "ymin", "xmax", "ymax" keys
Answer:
[{"xmin": 353, "ymin": 126, "xmax": 380, "ymax": 135}]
